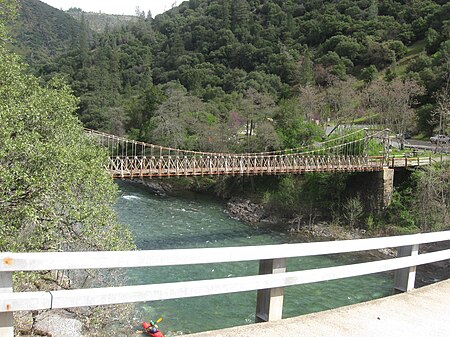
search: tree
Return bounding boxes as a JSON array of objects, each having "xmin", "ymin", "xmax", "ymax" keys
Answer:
[
  {"xmin": 433, "ymin": 88, "xmax": 450, "ymax": 135},
  {"xmin": 298, "ymin": 52, "xmax": 314, "ymax": 86},
  {"xmin": 343, "ymin": 196, "xmax": 364, "ymax": 229},
  {"xmin": 0, "ymin": 0, "xmax": 18, "ymax": 41},
  {"xmin": 0, "ymin": 51, "xmax": 133, "ymax": 254},
  {"xmin": 1, "ymin": 0, "xmax": 134, "ymax": 282},
  {"xmin": 325, "ymin": 77, "xmax": 362, "ymax": 127},
  {"xmin": 361, "ymin": 65, "xmax": 378, "ymax": 83},
  {"xmin": 231, "ymin": 0, "xmax": 250, "ymax": 32},
  {"xmin": 364, "ymin": 78, "xmax": 425, "ymax": 148},
  {"xmin": 432, "ymin": 58, "xmax": 450, "ymax": 135},
  {"xmin": 148, "ymin": 88, "xmax": 189, "ymax": 148},
  {"xmin": 126, "ymin": 84, "xmax": 165, "ymax": 140},
  {"xmin": 413, "ymin": 164, "xmax": 450, "ymax": 231},
  {"xmin": 368, "ymin": 0, "xmax": 379, "ymax": 19},
  {"xmin": 386, "ymin": 40, "xmax": 407, "ymax": 60},
  {"xmin": 78, "ymin": 14, "xmax": 90, "ymax": 67},
  {"xmin": 149, "ymin": 86, "xmax": 209, "ymax": 150},
  {"xmin": 0, "ymin": 11, "xmax": 134, "ymax": 328},
  {"xmin": 102, "ymin": 106, "xmax": 129, "ymax": 136},
  {"xmin": 275, "ymin": 98, "xmax": 322, "ymax": 148},
  {"xmin": 252, "ymin": 120, "xmax": 281, "ymax": 152},
  {"xmin": 298, "ymin": 84, "xmax": 326, "ymax": 122},
  {"xmin": 425, "ymin": 27, "xmax": 441, "ymax": 55},
  {"xmin": 334, "ymin": 37, "xmax": 364, "ymax": 63},
  {"xmin": 239, "ymin": 88, "xmax": 277, "ymax": 152}
]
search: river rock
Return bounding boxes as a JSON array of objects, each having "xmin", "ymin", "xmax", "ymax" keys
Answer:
[
  {"xmin": 34, "ymin": 311, "xmax": 83, "ymax": 337},
  {"xmin": 226, "ymin": 198, "xmax": 265, "ymax": 224}
]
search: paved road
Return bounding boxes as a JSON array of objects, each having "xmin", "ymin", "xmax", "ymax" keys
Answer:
[
  {"xmin": 186, "ymin": 279, "xmax": 450, "ymax": 337},
  {"xmin": 395, "ymin": 139, "xmax": 450, "ymax": 154}
]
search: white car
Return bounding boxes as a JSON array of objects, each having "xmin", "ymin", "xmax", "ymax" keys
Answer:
[{"xmin": 430, "ymin": 134, "xmax": 450, "ymax": 144}]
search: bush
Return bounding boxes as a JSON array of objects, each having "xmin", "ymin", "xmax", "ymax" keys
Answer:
[{"xmin": 343, "ymin": 196, "xmax": 364, "ymax": 228}]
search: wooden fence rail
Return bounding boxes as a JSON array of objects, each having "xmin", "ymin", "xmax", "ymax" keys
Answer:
[
  {"xmin": 389, "ymin": 156, "xmax": 432, "ymax": 168},
  {"xmin": 1, "ymin": 231, "xmax": 450, "ymax": 336}
]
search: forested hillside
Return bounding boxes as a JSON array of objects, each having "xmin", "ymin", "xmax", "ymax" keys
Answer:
[
  {"xmin": 21, "ymin": 0, "xmax": 450, "ymax": 152},
  {"xmin": 8, "ymin": 0, "xmax": 90, "ymax": 66}
]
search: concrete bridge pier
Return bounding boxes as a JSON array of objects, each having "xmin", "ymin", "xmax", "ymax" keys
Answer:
[
  {"xmin": 346, "ymin": 168, "xmax": 395, "ymax": 215},
  {"xmin": 379, "ymin": 168, "xmax": 395, "ymax": 211}
]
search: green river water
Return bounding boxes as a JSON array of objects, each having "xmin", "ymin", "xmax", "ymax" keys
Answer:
[{"xmin": 115, "ymin": 181, "xmax": 394, "ymax": 336}]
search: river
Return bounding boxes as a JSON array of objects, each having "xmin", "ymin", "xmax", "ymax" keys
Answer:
[{"xmin": 115, "ymin": 181, "xmax": 393, "ymax": 336}]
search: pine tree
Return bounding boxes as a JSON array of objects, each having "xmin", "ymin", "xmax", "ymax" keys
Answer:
[
  {"xmin": 78, "ymin": 13, "xmax": 89, "ymax": 67},
  {"xmin": 231, "ymin": 0, "xmax": 250, "ymax": 32}
]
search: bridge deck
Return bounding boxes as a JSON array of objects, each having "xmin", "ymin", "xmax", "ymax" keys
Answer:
[{"xmin": 186, "ymin": 279, "xmax": 450, "ymax": 337}]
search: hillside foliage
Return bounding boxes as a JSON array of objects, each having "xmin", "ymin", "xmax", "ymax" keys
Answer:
[
  {"xmin": 7, "ymin": 0, "xmax": 87, "ymax": 66},
  {"xmin": 17, "ymin": 0, "xmax": 447, "ymax": 151}
]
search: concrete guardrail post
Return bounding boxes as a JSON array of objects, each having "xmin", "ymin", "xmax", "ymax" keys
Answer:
[
  {"xmin": 0, "ymin": 271, "xmax": 13, "ymax": 337},
  {"xmin": 394, "ymin": 244, "xmax": 419, "ymax": 292},
  {"xmin": 255, "ymin": 258, "xmax": 286, "ymax": 322}
]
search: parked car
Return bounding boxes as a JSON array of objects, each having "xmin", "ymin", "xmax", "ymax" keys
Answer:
[
  {"xmin": 396, "ymin": 132, "xmax": 411, "ymax": 139},
  {"xmin": 430, "ymin": 134, "xmax": 450, "ymax": 144}
]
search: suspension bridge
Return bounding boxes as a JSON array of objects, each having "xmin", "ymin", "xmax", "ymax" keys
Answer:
[{"xmin": 85, "ymin": 128, "xmax": 432, "ymax": 178}]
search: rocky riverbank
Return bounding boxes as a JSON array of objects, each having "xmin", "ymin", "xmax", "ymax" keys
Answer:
[
  {"xmin": 225, "ymin": 197, "xmax": 367, "ymax": 240},
  {"xmin": 223, "ymin": 196, "xmax": 449, "ymax": 288}
]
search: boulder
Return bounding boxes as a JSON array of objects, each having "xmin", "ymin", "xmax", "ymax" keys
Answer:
[
  {"xmin": 226, "ymin": 198, "xmax": 265, "ymax": 224},
  {"xmin": 34, "ymin": 311, "xmax": 83, "ymax": 337}
]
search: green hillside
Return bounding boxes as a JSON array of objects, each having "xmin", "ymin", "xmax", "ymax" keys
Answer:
[
  {"xmin": 12, "ymin": 0, "xmax": 450, "ymax": 144},
  {"xmin": 8, "ymin": 0, "xmax": 90, "ymax": 67}
]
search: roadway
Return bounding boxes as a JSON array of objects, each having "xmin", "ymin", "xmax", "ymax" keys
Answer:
[
  {"xmin": 398, "ymin": 138, "xmax": 450, "ymax": 154},
  {"xmin": 186, "ymin": 279, "xmax": 450, "ymax": 337}
]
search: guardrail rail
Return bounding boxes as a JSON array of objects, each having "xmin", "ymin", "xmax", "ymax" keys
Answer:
[{"xmin": 1, "ymin": 231, "xmax": 450, "ymax": 336}]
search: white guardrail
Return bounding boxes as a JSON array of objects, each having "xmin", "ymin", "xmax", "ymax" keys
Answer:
[{"xmin": 1, "ymin": 231, "xmax": 450, "ymax": 336}]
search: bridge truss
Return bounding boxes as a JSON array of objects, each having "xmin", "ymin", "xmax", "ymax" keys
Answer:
[{"xmin": 86, "ymin": 128, "xmax": 392, "ymax": 178}]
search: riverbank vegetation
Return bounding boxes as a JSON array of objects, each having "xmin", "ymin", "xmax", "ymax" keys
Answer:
[
  {"xmin": 397, "ymin": 162, "xmax": 450, "ymax": 232},
  {"xmin": 0, "ymin": 1, "xmax": 135, "ymax": 333}
]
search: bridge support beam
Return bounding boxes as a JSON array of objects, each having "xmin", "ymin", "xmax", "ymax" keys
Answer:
[
  {"xmin": 0, "ymin": 271, "xmax": 13, "ymax": 337},
  {"xmin": 394, "ymin": 244, "xmax": 419, "ymax": 292},
  {"xmin": 255, "ymin": 258, "xmax": 286, "ymax": 322}
]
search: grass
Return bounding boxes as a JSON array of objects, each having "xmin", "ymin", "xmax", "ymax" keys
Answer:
[
  {"xmin": 404, "ymin": 40, "xmax": 427, "ymax": 57},
  {"xmin": 394, "ymin": 40, "xmax": 427, "ymax": 75},
  {"xmin": 388, "ymin": 147, "xmax": 434, "ymax": 158},
  {"xmin": 410, "ymin": 133, "xmax": 429, "ymax": 141},
  {"xmin": 378, "ymin": 40, "xmax": 427, "ymax": 78}
]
